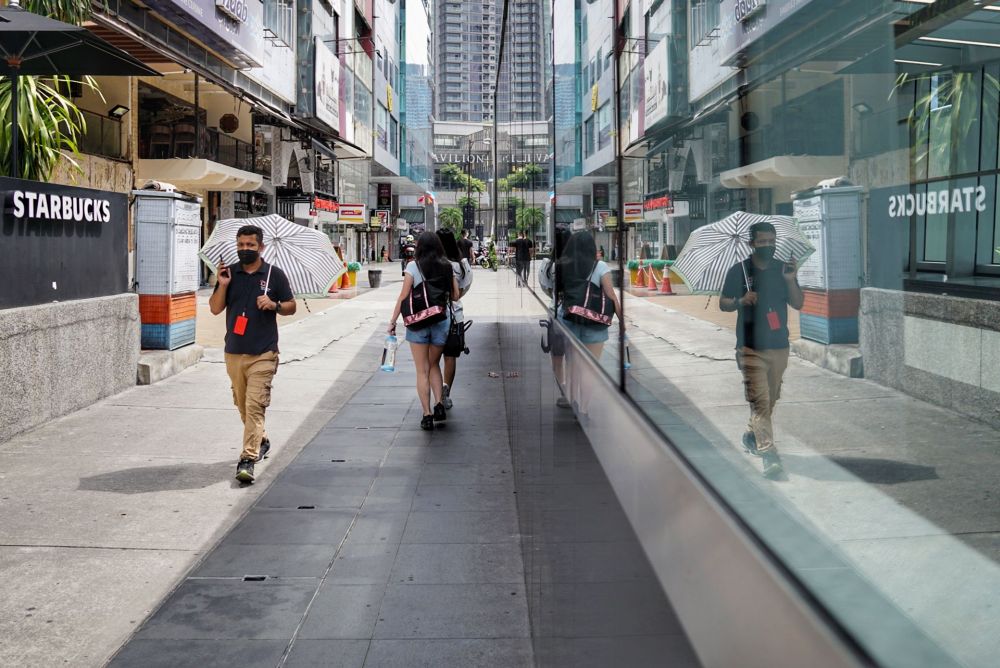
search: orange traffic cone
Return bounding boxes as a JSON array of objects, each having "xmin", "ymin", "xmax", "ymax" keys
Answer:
[
  {"xmin": 659, "ymin": 270, "xmax": 675, "ymax": 295},
  {"xmin": 646, "ymin": 266, "xmax": 658, "ymax": 290},
  {"xmin": 635, "ymin": 265, "xmax": 646, "ymax": 289},
  {"xmin": 329, "ymin": 277, "xmax": 339, "ymax": 293},
  {"xmin": 341, "ymin": 272, "xmax": 350, "ymax": 290}
]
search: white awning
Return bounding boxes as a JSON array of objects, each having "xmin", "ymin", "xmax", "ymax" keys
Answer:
[
  {"xmin": 136, "ymin": 159, "xmax": 264, "ymax": 192},
  {"xmin": 719, "ymin": 156, "xmax": 847, "ymax": 194}
]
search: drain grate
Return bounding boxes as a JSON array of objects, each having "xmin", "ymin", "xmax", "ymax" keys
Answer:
[{"xmin": 243, "ymin": 575, "xmax": 267, "ymax": 582}]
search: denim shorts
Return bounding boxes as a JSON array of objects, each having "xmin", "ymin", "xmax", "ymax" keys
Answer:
[
  {"xmin": 405, "ymin": 316, "xmax": 451, "ymax": 346},
  {"xmin": 557, "ymin": 314, "xmax": 610, "ymax": 344}
]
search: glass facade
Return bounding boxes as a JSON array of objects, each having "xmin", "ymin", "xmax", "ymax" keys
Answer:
[{"xmin": 495, "ymin": 1, "xmax": 1000, "ymax": 665}]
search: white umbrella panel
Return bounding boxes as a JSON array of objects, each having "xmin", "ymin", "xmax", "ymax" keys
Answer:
[
  {"xmin": 671, "ymin": 211, "xmax": 815, "ymax": 295},
  {"xmin": 199, "ymin": 214, "xmax": 346, "ymax": 298}
]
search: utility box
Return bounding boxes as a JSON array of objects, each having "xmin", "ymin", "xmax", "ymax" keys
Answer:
[
  {"xmin": 133, "ymin": 190, "xmax": 202, "ymax": 349},
  {"xmin": 793, "ymin": 186, "xmax": 863, "ymax": 344}
]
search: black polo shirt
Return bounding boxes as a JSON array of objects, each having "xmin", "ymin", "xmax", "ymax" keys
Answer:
[
  {"xmin": 217, "ymin": 261, "xmax": 294, "ymax": 355},
  {"xmin": 721, "ymin": 258, "xmax": 790, "ymax": 350}
]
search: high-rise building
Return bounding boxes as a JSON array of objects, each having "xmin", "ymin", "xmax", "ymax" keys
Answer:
[{"xmin": 434, "ymin": 0, "xmax": 546, "ymax": 123}]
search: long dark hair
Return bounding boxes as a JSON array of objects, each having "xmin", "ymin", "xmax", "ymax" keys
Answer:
[
  {"xmin": 436, "ymin": 229, "xmax": 467, "ymax": 279},
  {"xmin": 414, "ymin": 231, "xmax": 453, "ymax": 284},
  {"xmin": 555, "ymin": 230, "xmax": 598, "ymax": 296}
]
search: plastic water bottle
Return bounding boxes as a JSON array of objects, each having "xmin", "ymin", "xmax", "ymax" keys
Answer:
[{"xmin": 380, "ymin": 334, "xmax": 398, "ymax": 372}]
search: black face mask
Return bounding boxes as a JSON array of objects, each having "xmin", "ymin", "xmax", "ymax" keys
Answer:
[
  {"xmin": 237, "ymin": 249, "xmax": 260, "ymax": 265},
  {"xmin": 753, "ymin": 246, "xmax": 775, "ymax": 262}
]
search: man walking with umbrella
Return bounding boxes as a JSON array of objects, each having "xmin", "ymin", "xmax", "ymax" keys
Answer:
[
  {"xmin": 210, "ymin": 225, "xmax": 296, "ymax": 484},
  {"xmin": 719, "ymin": 221, "xmax": 803, "ymax": 479}
]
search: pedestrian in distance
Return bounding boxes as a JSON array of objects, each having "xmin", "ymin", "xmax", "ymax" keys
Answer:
[
  {"xmin": 209, "ymin": 224, "xmax": 296, "ymax": 484},
  {"xmin": 458, "ymin": 229, "xmax": 475, "ymax": 264},
  {"xmin": 388, "ymin": 231, "xmax": 461, "ymax": 430},
  {"xmin": 719, "ymin": 221, "xmax": 804, "ymax": 479},
  {"xmin": 511, "ymin": 229, "xmax": 534, "ymax": 286},
  {"xmin": 437, "ymin": 229, "xmax": 474, "ymax": 409},
  {"xmin": 400, "ymin": 234, "xmax": 416, "ymax": 276}
]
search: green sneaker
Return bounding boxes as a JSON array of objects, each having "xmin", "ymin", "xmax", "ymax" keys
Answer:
[
  {"xmin": 762, "ymin": 451, "xmax": 784, "ymax": 479},
  {"xmin": 235, "ymin": 459, "xmax": 255, "ymax": 484}
]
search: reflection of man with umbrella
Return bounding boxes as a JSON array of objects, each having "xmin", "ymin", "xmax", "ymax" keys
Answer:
[
  {"xmin": 719, "ymin": 221, "xmax": 804, "ymax": 480},
  {"xmin": 209, "ymin": 225, "xmax": 296, "ymax": 485}
]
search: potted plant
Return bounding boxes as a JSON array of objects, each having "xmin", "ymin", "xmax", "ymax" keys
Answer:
[
  {"xmin": 346, "ymin": 262, "xmax": 362, "ymax": 287},
  {"xmin": 627, "ymin": 259, "xmax": 640, "ymax": 286}
]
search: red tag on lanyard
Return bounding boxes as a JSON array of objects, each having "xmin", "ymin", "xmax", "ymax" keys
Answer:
[
  {"xmin": 766, "ymin": 309, "xmax": 781, "ymax": 331},
  {"xmin": 233, "ymin": 313, "xmax": 248, "ymax": 336}
]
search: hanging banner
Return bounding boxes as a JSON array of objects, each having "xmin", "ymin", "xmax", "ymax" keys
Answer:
[{"xmin": 315, "ymin": 37, "xmax": 341, "ymax": 130}]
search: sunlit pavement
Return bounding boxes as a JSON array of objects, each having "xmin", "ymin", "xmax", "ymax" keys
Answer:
[{"xmin": 3, "ymin": 265, "xmax": 1000, "ymax": 666}]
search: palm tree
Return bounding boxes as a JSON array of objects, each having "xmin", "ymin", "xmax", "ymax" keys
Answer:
[
  {"xmin": 439, "ymin": 207, "xmax": 464, "ymax": 237},
  {"xmin": 0, "ymin": 0, "xmax": 99, "ymax": 180},
  {"xmin": 515, "ymin": 207, "xmax": 544, "ymax": 235}
]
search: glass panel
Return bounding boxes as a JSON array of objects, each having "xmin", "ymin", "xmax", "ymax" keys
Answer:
[{"xmin": 496, "ymin": 1, "xmax": 1000, "ymax": 666}]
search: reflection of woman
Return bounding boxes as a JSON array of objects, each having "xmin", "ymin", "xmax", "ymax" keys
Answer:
[
  {"xmin": 388, "ymin": 232, "xmax": 461, "ymax": 430},
  {"xmin": 436, "ymin": 229, "xmax": 473, "ymax": 409},
  {"xmin": 556, "ymin": 231, "xmax": 624, "ymax": 360}
]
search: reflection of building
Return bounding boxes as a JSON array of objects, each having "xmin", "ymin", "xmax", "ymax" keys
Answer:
[
  {"xmin": 594, "ymin": 0, "xmax": 1000, "ymax": 426},
  {"xmin": 432, "ymin": 121, "xmax": 552, "ymax": 240}
]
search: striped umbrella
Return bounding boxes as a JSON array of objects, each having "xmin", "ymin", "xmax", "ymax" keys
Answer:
[
  {"xmin": 199, "ymin": 214, "xmax": 345, "ymax": 297},
  {"xmin": 671, "ymin": 211, "xmax": 815, "ymax": 294}
]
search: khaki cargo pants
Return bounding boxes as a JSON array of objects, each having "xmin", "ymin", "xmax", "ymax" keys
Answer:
[
  {"xmin": 736, "ymin": 347, "xmax": 789, "ymax": 454},
  {"xmin": 225, "ymin": 351, "xmax": 279, "ymax": 461}
]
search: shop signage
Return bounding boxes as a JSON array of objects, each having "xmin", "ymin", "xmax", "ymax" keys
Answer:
[
  {"xmin": 313, "ymin": 196, "xmax": 339, "ymax": 213},
  {"xmin": 623, "ymin": 202, "xmax": 644, "ymax": 223},
  {"xmin": 645, "ymin": 39, "xmax": 668, "ymax": 128},
  {"xmin": 432, "ymin": 153, "xmax": 552, "ymax": 164},
  {"xmin": 591, "ymin": 84, "xmax": 599, "ymax": 112},
  {"xmin": 734, "ymin": 0, "xmax": 765, "ymax": 23},
  {"xmin": 595, "ymin": 210, "xmax": 610, "ymax": 230},
  {"xmin": 375, "ymin": 209, "xmax": 390, "ymax": 229},
  {"xmin": 720, "ymin": 0, "xmax": 818, "ymax": 65},
  {"xmin": 339, "ymin": 204, "xmax": 366, "ymax": 224},
  {"xmin": 606, "ymin": 216, "xmax": 618, "ymax": 230},
  {"xmin": 215, "ymin": 0, "xmax": 248, "ymax": 23},
  {"xmin": 142, "ymin": 0, "xmax": 264, "ymax": 68},
  {"xmin": 1, "ymin": 177, "xmax": 128, "ymax": 308},
  {"xmin": 645, "ymin": 195, "xmax": 673, "ymax": 212},
  {"xmin": 593, "ymin": 182, "xmax": 609, "ymax": 209},
  {"xmin": 387, "ymin": 85, "xmax": 393, "ymax": 113},
  {"xmin": 314, "ymin": 37, "xmax": 341, "ymax": 130},
  {"xmin": 887, "ymin": 185, "xmax": 987, "ymax": 219},
  {"xmin": 311, "ymin": 196, "xmax": 339, "ymax": 223},
  {"xmin": 10, "ymin": 189, "xmax": 113, "ymax": 223},
  {"xmin": 377, "ymin": 183, "xmax": 392, "ymax": 209}
]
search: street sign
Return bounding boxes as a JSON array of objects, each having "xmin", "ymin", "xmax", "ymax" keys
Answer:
[
  {"xmin": 507, "ymin": 203, "xmax": 517, "ymax": 226},
  {"xmin": 463, "ymin": 203, "xmax": 475, "ymax": 228}
]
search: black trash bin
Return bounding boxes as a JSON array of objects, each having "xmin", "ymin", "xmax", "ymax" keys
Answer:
[{"xmin": 368, "ymin": 269, "xmax": 383, "ymax": 289}]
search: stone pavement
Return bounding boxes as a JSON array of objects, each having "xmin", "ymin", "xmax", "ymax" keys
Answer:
[
  {"xmin": 0, "ymin": 272, "xmax": 401, "ymax": 667},
  {"xmin": 0, "ymin": 267, "xmax": 698, "ymax": 668}
]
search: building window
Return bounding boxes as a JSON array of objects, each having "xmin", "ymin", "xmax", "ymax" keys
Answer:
[
  {"xmin": 390, "ymin": 117, "xmax": 399, "ymax": 157},
  {"xmin": 598, "ymin": 103, "xmax": 611, "ymax": 150},
  {"xmin": 263, "ymin": 0, "xmax": 294, "ymax": 48},
  {"xmin": 376, "ymin": 103, "xmax": 388, "ymax": 149},
  {"xmin": 585, "ymin": 116, "xmax": 595, "ymax": 157}
]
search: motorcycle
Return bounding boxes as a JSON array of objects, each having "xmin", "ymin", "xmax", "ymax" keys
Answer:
[{"xmin": 473, "ymin": 247, "xmax": 496, "ymax": 271}]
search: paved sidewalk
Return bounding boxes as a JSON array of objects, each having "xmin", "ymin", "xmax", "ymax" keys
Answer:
[
  {"xmin": 0, "ymin": 280, "xmax": 400, "ymax": 667},
  {"xmin": 108, "ymin": 323, "xmax": 534, "ymax": 668}
]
